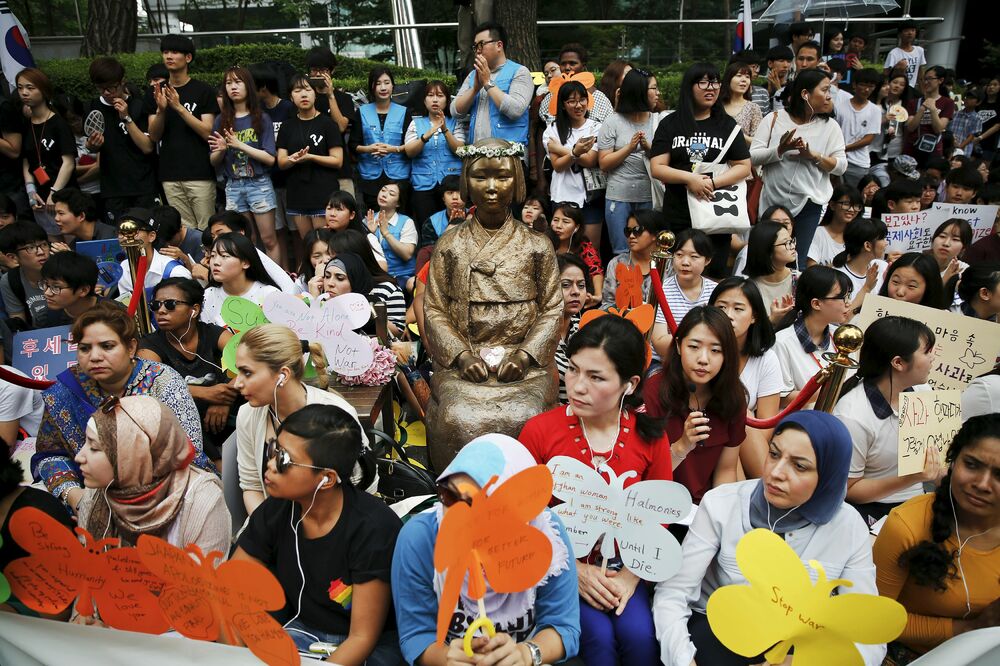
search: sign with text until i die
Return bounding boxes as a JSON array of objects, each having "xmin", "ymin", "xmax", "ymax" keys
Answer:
[{"xmin": 897, "ymin": 390, "xmax": 962, "ymax": 477}]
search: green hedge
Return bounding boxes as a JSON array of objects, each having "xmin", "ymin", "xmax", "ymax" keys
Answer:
[{"xmin": 40, "ymin": 43, "xmax": 452, "ymax": 101}]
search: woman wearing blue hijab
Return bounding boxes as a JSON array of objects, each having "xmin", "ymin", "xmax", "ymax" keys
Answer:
[{"xmin": 652, "ymin": 411, "xmax": 885, "ymax": 666}]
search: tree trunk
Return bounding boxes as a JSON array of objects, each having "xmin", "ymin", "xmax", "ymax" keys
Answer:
[
  {"xmin": 81, "ymin": 0, "xmax": 137, "ymax": 55},
  {"xmin": 494, "ymin": 0, "xmax": 538, "ymax": 68}
]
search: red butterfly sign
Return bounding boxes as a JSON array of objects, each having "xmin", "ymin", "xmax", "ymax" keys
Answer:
[
  {"xmin": 432, "ymin": 465, "xmax": 554, "ymax": 647},
  {"xmin": 3, "ymin": 506, "xmax": 168, "ymax": 633},
  {"xmin": 136, "ymin": 535, "xmax": 299, "ymax": 666}
]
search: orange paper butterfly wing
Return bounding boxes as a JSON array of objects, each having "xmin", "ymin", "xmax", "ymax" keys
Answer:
[
  {"xmin": 615, "ymin": 262, "xmax": 645, "ymax": 310},
  {"xmin": 219, "ymin": 559, "xmax": 300, "ymax": 666},
  {"xmin": 433, "ymin": 496, "xmax": 479, "ymax": 644},
  {"xmin": 99, "ymin": 547, "xmax": 170, "ymax": 633}
]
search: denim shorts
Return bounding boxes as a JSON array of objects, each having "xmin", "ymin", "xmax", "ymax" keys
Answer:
[
  {"xmin": 225, "ymin": 175, "xmax": 276, "ymax": 214},
  {"xmin": 285, "ymin": 207, "xmax": 326, "ymax": 217}
]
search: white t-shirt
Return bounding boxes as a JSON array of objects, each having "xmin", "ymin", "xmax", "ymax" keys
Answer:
[
  {"xmin": 834, "ymin": 382, "xmax": 928, "ymax": 505},
  {"xmin": 883, "ymin": 46, "xmax": 927, "ymax": 88},
  {"xmin": 0, "ymin": 365, "xmax": 43, "ymax": 436},
  {"xmin": 542, "ymin": 119, "xmax": 600, "ymax": 207},
  {"xmin": 808, "ymin": 226, "xmax": 845, "ymax": 266},
  {"xmin": 773, "ymin": 323, "xmax": 837, "ymax": 392},
  {"xmin": 834, "ymin": 97, "xmax": 882, "ymax": 169},
  {"xmin": 740, "ymin": 348, "xmax": 791, "ymax": 412},
  {"xmin": 118, "ymin": 250, "xmax": 192, "ymax": 299},
  {"xmin": 201, "ymin": 282, "xmax": 281, "ymax": 327}
]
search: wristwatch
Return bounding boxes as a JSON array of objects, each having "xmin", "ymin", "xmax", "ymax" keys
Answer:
[
  {"xmin": 524, "ymin": 641, "xmax": 542, "ymax": 666},
  {"xmin": 123, "ymin": 115, "xmax": 133, "ymax": 125},
  {"xmin": 483, "ymin": 80, "xmax": 496, "ymax": 91}
]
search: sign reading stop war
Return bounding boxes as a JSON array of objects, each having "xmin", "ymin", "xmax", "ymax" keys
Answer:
[
  {"xmin": 857, "ymin": 295, "xmax": 1000, "ymax": 391},
  {"xmin": 881, "ymin": 202, "xmax": 998, "ymax": 252},
  {"xmin": 897, "ymin": 390, "xmax": 962, "ymax": 476}
]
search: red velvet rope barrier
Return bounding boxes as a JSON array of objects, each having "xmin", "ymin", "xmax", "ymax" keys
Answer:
[
  {"xmin": 0, "ymin": 365, "xmax": 55, "ymax": 390},
  {"xmin": 648, "ymin": 267, "xmax": 677, "ymax": 334},
  {"xmin": 127, "ymin": 254, "xmax": 149, "ymax": 318},
  {"xmin": 745, "ymin": 373, "xmax": 823, "ymax": 430}
]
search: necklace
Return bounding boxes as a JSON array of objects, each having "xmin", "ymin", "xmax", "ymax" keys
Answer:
[{"xmin": 576, "ymin": 410, "xmax": 622, "ymax": 469}]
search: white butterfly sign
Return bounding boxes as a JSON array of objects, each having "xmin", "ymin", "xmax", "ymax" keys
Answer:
[
  {"xmin": 548, "ymin": 456, "xmax": 692, "ymax": 582},
  {"xmin": 262, "ymin": 291, "xmax": 374, "ymax": 377}
]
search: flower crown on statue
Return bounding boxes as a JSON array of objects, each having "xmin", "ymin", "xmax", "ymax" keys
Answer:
[{"xmin": 456, "ymin": 143, "xmax": 526, "ymax": 159}]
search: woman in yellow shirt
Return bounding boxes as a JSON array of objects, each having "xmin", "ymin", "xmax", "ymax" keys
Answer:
[{"xmin": 873, "ymin": 413, "xmax": 1000, "ymax": 662}]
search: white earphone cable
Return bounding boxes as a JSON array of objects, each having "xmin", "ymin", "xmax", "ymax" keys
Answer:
[{"xmin": 283, "ymin": 478, "xmax": 326, "ymax": 641}]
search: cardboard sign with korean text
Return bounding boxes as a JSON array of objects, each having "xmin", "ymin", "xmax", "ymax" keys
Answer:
[
  {"xmin": 881, "ymin": 203, "xmax": 998, "ymax": 252},
  {"xmin": 857, "ymin": 296, "xmax": 1000, "ymax": 391},
  {"xmin": 12, "ymin": 325, "xmax": 76, "ymax": 381},
  {"xmin": 897, "ymin": 390, "xmax": 962, "ymax": 476}
]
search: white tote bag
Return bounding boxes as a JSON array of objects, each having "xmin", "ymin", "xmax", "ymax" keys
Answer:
[{"xmin": 686, "ymin": 124, "xmax": 751, "ymax": 235}]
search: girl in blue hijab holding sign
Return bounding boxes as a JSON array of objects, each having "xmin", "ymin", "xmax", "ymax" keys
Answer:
[{"xmin": 652, "ymin": 411, "xmax": 885, "ymax": 666}]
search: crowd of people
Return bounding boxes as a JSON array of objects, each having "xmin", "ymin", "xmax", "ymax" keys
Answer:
[{"xmin": 1, "ymin": 14, "xmax": 1000, "ymax": 666}]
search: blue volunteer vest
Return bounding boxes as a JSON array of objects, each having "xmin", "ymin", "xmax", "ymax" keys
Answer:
[
  {"xmin": 468, "ymin": 59, "xmax": 530, "ymax": 145},
  {"xmin": 410, "ymin": 116, "xmax": 463, "ymax": 191},
  {"xmin": 377, "ymin": 213, "xmax": 416, "ymax": 278},
  {"xmin": 358, "ymin": 102, "xmax": 411, "ymax": 181},
  {"xmin": 429, "ymin": 209, "xmax": 451, "ymax": 238}
]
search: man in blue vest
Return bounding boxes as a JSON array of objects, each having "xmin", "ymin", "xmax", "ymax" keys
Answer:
[{"xmin": 451, "ymin": 22, "xmax": 533, "ymax": 148}]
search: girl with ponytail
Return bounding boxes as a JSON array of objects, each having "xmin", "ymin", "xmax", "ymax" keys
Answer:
[
  {"xmin": 873, "ymin": 414, "xmax": 1000, "ymax": 658},
  {"xmin": 833, "ymin": 316, "xmax": 942, "ymax": 525}
]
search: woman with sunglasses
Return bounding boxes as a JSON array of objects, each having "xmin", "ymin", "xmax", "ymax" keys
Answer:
[
  {"xmin": 773, "ymin": 266, "xmax": 853, "ymax": 403},
  {"xmin": 33, "ymin": 300, "xmax": 213, "ymax": 513},
  {"xmin": 548, "ymin": 202, "xmax": 603, "ymax": 308},
  {"xmin": 601, "ymin": 209, "xmax": 666, "ymax": 310},
  {"xmin": 138, "ymin": 277, "xmax": 236, "ymax": 467},
  {"xmin": 233, "ymin": 404, "xmax": 403, "ymax": 664},
  {"xmin": 808, "ymin": 183, "xmax": 864, "ymax": 267},
  {"xmin": 651, "ymin": 63, "xmax": 752, "ymax": 278},
  {"xmin": 392, "ymin": 434, "xmax": 582, "ymax": 666},
  {"xmin": 233, "ymin": 323, "xmax": 368, "ymax": 517},
  {"xmin": 74, "ymin": 395, "xmax": 229, "ymax": 556},
  {"xmin": 520, "ymin": 315, "xmax": 670, "ymax": 666},
  {"xmin": 743, "ymin": 221, "xmax": 799, "ymax": 324}
]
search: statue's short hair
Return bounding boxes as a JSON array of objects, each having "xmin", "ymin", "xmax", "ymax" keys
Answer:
[{"xmin": 459, "ymin": 138, "xmax": 527, "ymax": 206}]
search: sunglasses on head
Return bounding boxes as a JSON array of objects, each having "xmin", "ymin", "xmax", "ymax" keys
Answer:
[
  {"xmin": 149, "ymin": 299, "xmax": 193, "ymax": 312},
  {"xmin": 265, "ymin": 437, "xmax": 334, "ymax": 475}
]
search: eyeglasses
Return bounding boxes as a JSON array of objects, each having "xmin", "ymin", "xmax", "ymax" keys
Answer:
[
  {"xmin": 624, "ymin": 225, "xmax": 647, "ymax": 237},
  {"xmin": 17, "ymin": 242, "xmax": 48, "ymax": 254},
  {"xmin": 564, "ymin": 97, "xmax": 588, "ymax": 107},
  {"xmin": 923, "ymin": 76, "xmax": 940, "ymax": 83},
  {"xmin": 149, "ymin": 299, "xmax": 193, "ymax": 312},
  {"xmin": 473, "ymin": 39, "xmax": 498, "ymax": 51},
  {"xmin": 265, "ymin": 438, "xmax": 335, "ymax": 475},
  {"xmin": 437, "ymin": 482, "xmax": 472, "ymax": 508},
  {"xmin": 774, "ymin": 238, "xmax": 797, "ymax": 250},
  {"xmin": 39, "ymin": 281, "xmax": 68, "ymax": 295},
  {"xmin": 696, "ymin": 79, "xmax": 722, "ymax": 90},
  {"xmin": 834, "ymin": 201, "xmax": 862, "ymax": 212},
  {"xmin": 819, "ymin": 292, "xmax": 853, "ymax": 303},
  {"xmin": 96, "ymin": 81, "xmax": 124, "ymax": 95}
]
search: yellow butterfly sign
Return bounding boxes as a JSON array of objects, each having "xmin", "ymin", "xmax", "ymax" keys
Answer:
[{"xmin": 706, "ymin": 529, "xmax": 906, "ymax": 665}]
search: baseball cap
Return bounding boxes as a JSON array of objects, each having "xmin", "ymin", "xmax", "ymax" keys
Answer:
[
  {"xmin": 892, "ymin": 155, "xmax": 920, "ymax": 180},
  {"xmin": 117, "ymin": 208, "xmax": 157, "ymax": 232}
]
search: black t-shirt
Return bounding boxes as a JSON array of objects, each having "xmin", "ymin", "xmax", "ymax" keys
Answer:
[
  {"xmin": 978, "ymin": 100, "xmax": 1000, "ymax": 151},
  {"xmin": 1, "ymin": 487, "xmax": 75, "ymax": 571},
  {"xmin": 22, "ymin": 112, "xmax": 77, "ymax": 200},
  {"xmin": 275, "ymin": 113, "xmax": 343, "ymax": 211},
  {"xmin": 88, "ymin": 94, "xmax": 156, "ymax": 197},
  {"xmin": 264, "ymin": 98, "xmax": 295, "ymax": 188},
  {"xmin": 0, "ymin": 99, "xmax": 26, "ymax": 193},
  {"xmin": 137, "ymin": 322, "xmax": 226, "ymax": 387},
  {"xmin": 650, "ymin": 111, "xmax": 750, "ymax": 230},
  {"xmin": 145, "ymin": 78, "xmax": 219, "ymax": 182},
  {"xmin": 237, "ymin": 486, "xmax": 402, "ymax": 634},
  {"xmin": 316, "ymin": 91, "xmax": 361, "ymax": 180}
]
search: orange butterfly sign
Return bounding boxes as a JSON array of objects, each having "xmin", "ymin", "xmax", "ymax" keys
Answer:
[
  {"xmin": 547, "ymin": 72, "xmax": 597, "ymax": 116},
  {"xmin": 136, "ymin": 535, "xmax": 299, "ymax": 666},
  {"xmin": 3, "ymin": 506, "xmax": 168, "ymax": 633},
  {"xmin": 432, "ymin": 465, "xmax": 555, "ymax": 649}
]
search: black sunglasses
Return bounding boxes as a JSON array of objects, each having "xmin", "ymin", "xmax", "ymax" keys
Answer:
[
  {"xmin": 436, "ymin": 482, "xmax": 472, "ymax": 508},
  {"xmin": 149, "ymin": 299, "xmax": 193, "ymax": 311},
  {"xmin": 265, "ymin": 437, "xmax": 333, "ymax": 475},
  {"xmin": 624, "ymin": 225, "xmax": 647, "ymax": 237}
]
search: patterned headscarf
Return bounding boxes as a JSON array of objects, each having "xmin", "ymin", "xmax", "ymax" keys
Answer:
[{"xmin": 83, "ymin": 395, "xmax": 195, "ymax": 546}]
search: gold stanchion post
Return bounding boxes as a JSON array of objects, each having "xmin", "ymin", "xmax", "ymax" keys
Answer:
[
  {"xmin": 812, "ymin": 324, "xmax": 864, "ymax": 413},
  {"xmin": 118, "ymin": 218, "xmax": 154, "ymax": 336}
]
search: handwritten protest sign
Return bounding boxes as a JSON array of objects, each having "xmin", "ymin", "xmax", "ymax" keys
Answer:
[
  {"xmin": 857, "ymin": 295, "xmax": 1000, "ymax": 391},
  {"xmin": 263, "ymin": 292, "xmax": 374, "ymax": 376},
  {"xmin": 897, "ymin": 390, "xmax": 962, "ymax": 476},
  {"xmin": 12, "ymin": 325, "xmax": 75, "ymax": 381},
  {"xmin": 881, "ymin": 202, "xmax": 998, "ymax": 252},
  {"xmin": 707, "ymin": 529, "xmax": 906, "ymax": 665},
  {"xmin": 548, "ymin": 455, "xmax": 691, "ymax": 582}
]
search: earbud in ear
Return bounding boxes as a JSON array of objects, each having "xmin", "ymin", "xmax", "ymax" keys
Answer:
[
  {"xmin": 624, "ymin": 383, "xmax": 635, "ymax": 396},
  {"xmin": 316, "ymin": 477, "xmax": 329, "ymax": 491},
  {"xmin": 277, "ymin": 372, "xmax": 287, "ymax": 386}
]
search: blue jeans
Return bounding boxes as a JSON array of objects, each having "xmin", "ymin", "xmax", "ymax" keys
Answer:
[
  {"xmin": 225, "ymin": 174, "xmax": 277, "ymax": 213},
  {"xmin": 793, "ymin": 200, "xmax": 824, "ymax": 271},
  {"xmin": 285, "ymin": 619, "xmax": 404, "ymax": 665},
  {"xmin": 578, "ymin": 582, "xmax": 659, "ymax": 665},
  {"xmin": 605, "ymin": 199, "xmax": 652, "ymax": 255}
]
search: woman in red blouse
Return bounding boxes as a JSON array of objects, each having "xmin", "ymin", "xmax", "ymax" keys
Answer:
[
  {"xmin": 520, "ymin": 315, "xmax": 670, "ymax": 666},
  {"xmin": 546, "ymin": 202, "xmax": 604, "ymax": 308},
  {"xmin": 643, "ymin": 305, "xmax": 747, "ymax": 505}
]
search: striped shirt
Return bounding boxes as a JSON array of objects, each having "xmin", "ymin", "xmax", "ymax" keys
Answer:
[
  {"xmin": 654, "ymin": 274, "xmax": 718, "ymax": 325},
  {"xmin": 370, "ymin": 281, "xmax": 407, "ymax": 329},
  {"xmin": 555, "ymin": 315, "xmax": 581, "ymax": 404}
]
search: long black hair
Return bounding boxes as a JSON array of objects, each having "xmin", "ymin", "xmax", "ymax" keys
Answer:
[
  {"xmin": 783, "ymin": 69, "xmax": 834, "ymax": 121},
  {"xmin": 298, "ymin": 228, "xmax": 333, "ymax": 280},
  {"xmin": 547, "ymin": 202, "xmax": 586, "ymax": 255},
  {"xmin": 878, "ymin": 252, "xmax": 946, "ymax": 309},
  {"xmin": 743, "ymin": 221, "xmax": 791, "ymax": 278},
  {"xmin": 615, "ymin": 69, "xmax": 651, "ymax": 114},
  {"xmin": 839, "ymin": 315, "xmax": 935, "ymax": 397},
  {"xmin": 820, "ymin": 182, "xmax": 864, "ymax": 226},
  {"xmin": 781, "ymin": 265, "xmax": 853, "ymax": 330},
  {"xmin": 897, "ymin": 414, "xmax": 1000, "ymax": 591},
  {"xmin": 957, "ymin": 263, "xmax": 1000, "ymax": 311},
  {"xmin": 327, "ymin": 190, "xmax": 371, "ymax": 236},
  {"xmin": 709, "ymin": 277, "xmax": 776, "ymax": 358},
  {"xmin": 555, "ymin": 80, "xmax": 589, "ymax": 145},
  {"xmin": 327, "ymin": 229, "xmax": 393, "ymax": 284},
  {"xmin": 676, "ymin": 62, "xmax": 725, "ymax": 134},
  {"xmin": 832, "ymin": 217, "xmax": 887, "ymax": 268},
  {"xmin": 209, "ymin": 233, "xmax": 279, "ymax": 289},
  {"xmin": 565, "ymin": 315, "xmax": 663, "ymax": 441}
]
